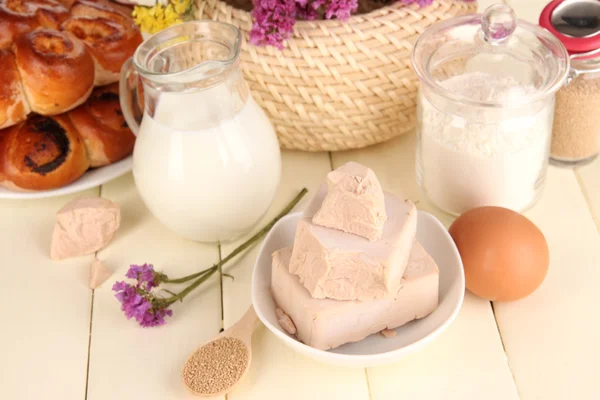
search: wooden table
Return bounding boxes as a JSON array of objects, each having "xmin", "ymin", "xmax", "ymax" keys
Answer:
[{"xmin": 2, "ymin": 1, "xmax": 599, "ymax": 399}]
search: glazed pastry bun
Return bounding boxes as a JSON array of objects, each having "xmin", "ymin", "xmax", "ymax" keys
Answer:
[
  {"xmin": 57, "ymin": 0, "xmax": 78, "ymax": 8},
  {"xmin": 0, "ymin": 113, "xmax": 89, "ymax": 190},
  {"xmin": 0, "ymin": 0, "xmax": 69, "ymax": 49},
  {"xmin": 68, "ymin": 83, "xmax": 135, "ymax": 167},
  {"xmin": 0, "ymin": 49, "xmax": 30, "ymax": 129},
  {"xmin": 71, "ymin": 0, "xmax": 135, "ymax": 22},
  {"xmin": 30, "ymin": 0, "xmax": 70, "ymax": 28},
  {"xmin": 62, "ymin": 15, "xmax": 143, "ymax": 86},
  {"xmin": 13, "ymin": 28, "xmax": 95, "ymax": 115}
]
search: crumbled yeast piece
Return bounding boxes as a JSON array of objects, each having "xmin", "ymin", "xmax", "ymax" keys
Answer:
[
  {"xmin": 312, "ymin": 162, "xmax": 387, "ymax": 242},
  {"xmin": 50, "ymin": 197, "xmax": 120, "ymax": 260},
  {"xmin": 380, "ymin": 329, "xmax": 397, "ymax": 338},
  {"xmin": 275, "ymin": 308, "xmax": 297, "ymax": 335},
  {"xmin": 89, "ymin": 259, "xmax": 112, "ymax": 289}
]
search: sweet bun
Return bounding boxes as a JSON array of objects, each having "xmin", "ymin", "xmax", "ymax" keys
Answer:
[
  {"xmin": 0, "ymin": 0, "xmax": 70, "ymax": 49},
  {"xmin": 62, "ymin": 15, "xmax": 143, "ymax": 86},
  {"xmin": 70, "ymin": 0, "xmax": 135, "ymax": 25},
  {"xmin": 99, "ymin": 0, "xmax": 135, "ymax": 17},
  {"xmin": 0, "ymin": 113, "xmax": 89, "ymax": 190},
  {"xmin": 0, "ymin": 49, "xmax": 30, "ymax": 129},
  {"xmin": 0, "ymin": 0, "xmax": 140, "ymax": 191},
  {"xmin": 68, "ymin": 83, "xmax": 135, "ymax": 167},
  {"xmin": 13, "ymin": 28, "xmax": 95, "ymax": 115},
  {"xmin": 57, "ymin": 0, "xmax": 78, "ymax": 8},
  {"xmin": 0, "ymin": 1, "xmax": 40, "ymax": 50},
  {"xmin": 31, "ymin": 0, "xmax": 71, "ymax": 29}
]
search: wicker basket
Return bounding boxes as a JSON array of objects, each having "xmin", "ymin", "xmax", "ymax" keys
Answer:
[{"xmin": 195, "ymin": 0, "xmax": 477, "ymax": 151}]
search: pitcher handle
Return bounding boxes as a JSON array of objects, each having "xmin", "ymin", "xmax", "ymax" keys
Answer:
[{"xmin": 119, "ymin": 57, "xmax": 143, "ymax": 136}]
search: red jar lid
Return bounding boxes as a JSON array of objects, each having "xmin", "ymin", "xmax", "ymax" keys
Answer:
[{"xmin": 540, "ymin": 0, "xmax": 600, "ymax": 55}]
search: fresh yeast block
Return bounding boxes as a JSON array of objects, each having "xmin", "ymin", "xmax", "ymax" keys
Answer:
[
  {"xmin": 50, "ymin": 197, "xmax": 120, "ymax": 260},
  {"xmin": 289, "ymin": 184, "xmax": 417, "ymax": 300},
  {"xmin": 272, "ymin": 246, "xmax": 439, "ymax": 351},
  {"xmin": 312, "ymin": 162, "xmax": 387, "ymax": 242}
]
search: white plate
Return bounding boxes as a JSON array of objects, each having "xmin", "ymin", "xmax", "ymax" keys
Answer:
[
  {"xmin": 0, "ymin": 156, "xmax": 132, "ymax": 200},
  {"xmin": 251, "ymin": 211, "xmax": 465, "ymax": 368}
]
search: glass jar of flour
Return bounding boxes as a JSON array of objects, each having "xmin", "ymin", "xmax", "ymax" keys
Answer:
[{"xmin": 411, "ymin": 4, "xmax": 569, "ymax": 216}]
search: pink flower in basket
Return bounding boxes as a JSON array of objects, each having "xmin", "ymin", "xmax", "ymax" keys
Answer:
[{"xmin": 249, "ymin": 0, "xmax": 478, "ymax": 48}]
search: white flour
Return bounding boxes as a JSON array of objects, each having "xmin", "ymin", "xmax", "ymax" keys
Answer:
[{"xmin": 418, "ymin": 72, "xmax": 553, "ymax": 214}]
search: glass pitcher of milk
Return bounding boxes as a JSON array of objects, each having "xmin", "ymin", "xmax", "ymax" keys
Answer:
[{"xmin": 120, "ymin": 21, "xmax": 281, "ymax": 243}]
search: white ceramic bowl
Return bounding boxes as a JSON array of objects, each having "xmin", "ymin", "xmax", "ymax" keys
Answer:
[{"xmin": 251, "ymin": 211, "xmax": 465, "ymax": 368}]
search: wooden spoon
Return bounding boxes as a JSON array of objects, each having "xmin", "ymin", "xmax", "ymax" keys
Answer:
[{"xmin": 182, "ymin": 306, "xmax": 260, "ymax": 397}]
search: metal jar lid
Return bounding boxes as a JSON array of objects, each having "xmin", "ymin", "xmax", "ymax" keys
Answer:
[{"xmin": 540, "ymin": 0, "xmax": 600, "ymax": 80}]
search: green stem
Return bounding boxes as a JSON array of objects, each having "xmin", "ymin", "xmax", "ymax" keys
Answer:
[
  {"xmin": 163, "ymin": 266, "xmax": 214, "ymax": 284},
  {"xmin": 162, "ymin": 188, "xmax": 308, "ymax": 284},
  {"xmin": 160, "ymin": 187, "xmax": 308, "ymax": 305},
  {"xmin": 219, "ymin": 187, "xmax": 308, "ymax": 265},
  {"xmin": 165, "ymin": 266, "xmax": 218, "ymax": 304},
  {"xmin": 217, "ymin": 245, "xmax": 224, "ymax": 332}
]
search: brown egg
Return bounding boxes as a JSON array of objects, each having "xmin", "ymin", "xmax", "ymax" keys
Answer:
[{"xmin": 449, "ymin": 206, "xmax": 549, "ymax": 302}]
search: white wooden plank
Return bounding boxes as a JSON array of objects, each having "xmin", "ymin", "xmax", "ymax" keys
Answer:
[
  {"xmin": 494, "ymin": 166, "xmax": 600, "ymax": 400},
  {"xmin": 86, "ymin": 174, "xmax": 224, "ymax": 400},
  {"xmin": 367, "ymin": 294, "xmax": 518, "ymax": 400},
  {"xmin": 576, "ymin": 158, "xmax": 600, "ymax": 232},
  {"xmin": 0, "ymin": 188, "xmax": 98, "ymax": 400},
  {"xmin": 220, "ymin": 151, "xmax": 371, "ymax": 400},
  {"xmin": 331, "ymin": 134, "xmax": 519, "ymax": 400},
  {"xmin": 235, "ymin": 327, "xmax": 372, "ymax": 400}
]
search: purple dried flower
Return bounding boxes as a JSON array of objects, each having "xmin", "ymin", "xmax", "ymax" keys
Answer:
[
  {"xmin": 250, "ymin": 0, "xmax": 297, "ymax": 49},
  {"xmin": 399, "ymin": 0, "xmax": 434, "ymax": 6},
  {"xmin": 309, "ymin": 0, "xmax": 324, "ymax": 9},
  {"xmin": 249, "ymin": 0, "xmax": 443, "ymax": 48},
  {"xmin": 125, "ymin": 263, "xmax": 157, "ymax": 289},
  {"xmin": 295, "ymin": 1, "xmax": 318, "ymax": 20},
  {"xmin": 112, "ymin": 280, "xmax": 173, "ymax": 328},
  {"xmin": 323, "ymin": 0, "xmax": 357, "ymax": 20},
  {"xmin": 297, "ymin": 0, "xmax": 356, "ymax": 22},
  {"xmin": 140, "ymin": 308, "xmax": 173, "ymax": 328}
]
